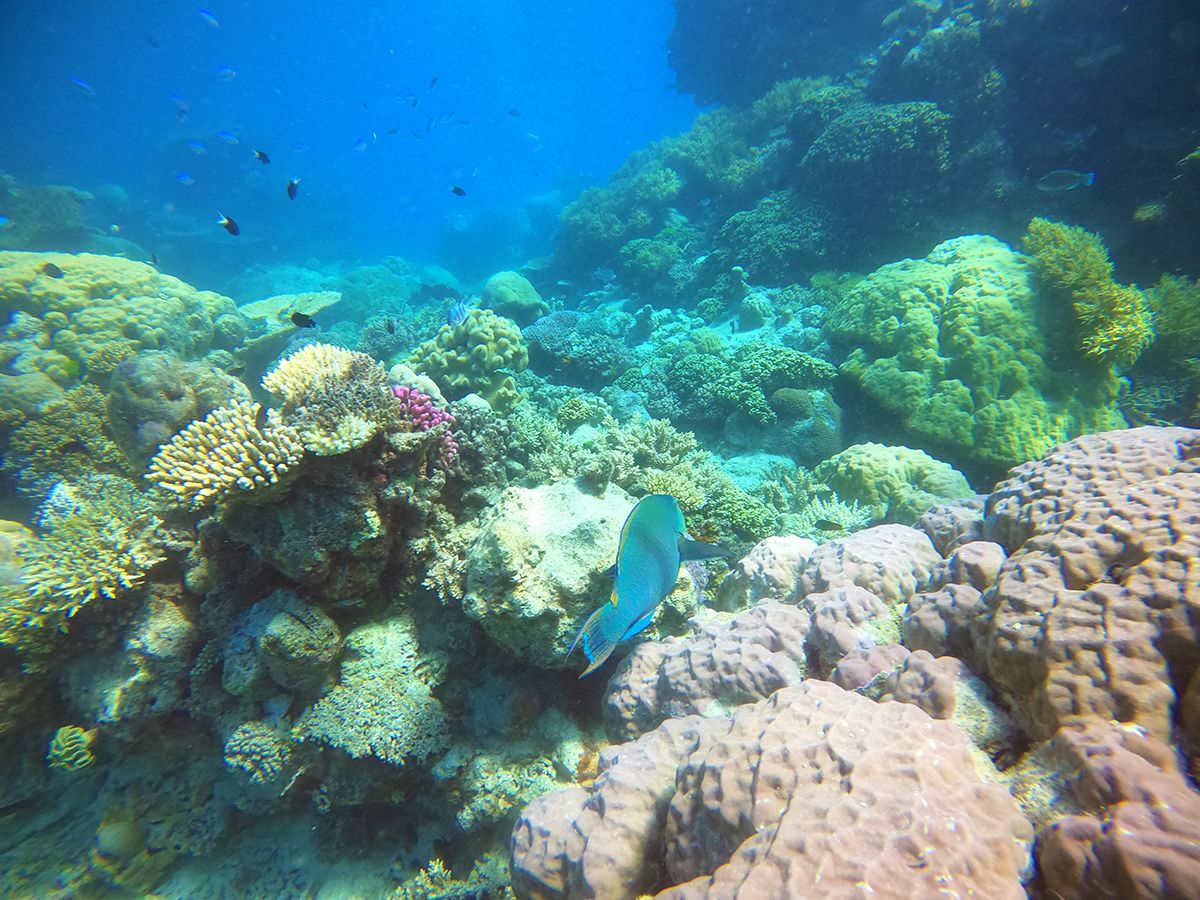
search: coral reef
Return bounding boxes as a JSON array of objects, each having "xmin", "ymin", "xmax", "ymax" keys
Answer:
[
  {"xmin": 409, "ymin": 309, "xmax": 528, "ymax": 412},
  {"xmin": 1022, "ymin": 218, "xmax": 1154, "ymax": 367},
  {"xmin": 827, "ymin": 234, "xmax": 1128, "ymax": 473},
  {"xmin": 146, "ymin": 399, "xmax": 304, "ymax": 509},
  {"xmin": 46, "ymin": 725, "xmax": 98, "ymax": 771},
  {"xmin": 480, "ymin": 271, "xmax": 547, "ymax": 326}
]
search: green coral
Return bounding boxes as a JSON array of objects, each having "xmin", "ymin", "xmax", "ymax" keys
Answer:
[
  {"xmin": 479, "ymin": 271, "xmax": 547, "ymax": 327},
  {"xmin": 557, "ymin": 161, "xmax": 682, "ymax": 262},
  {"xmin": 4, "ymin": 383, "xmax": 132, "ymax": 499},
  {"xmin": 812, "ymin": 443, "xmax": 974, "ymax": 525},
  {"xmin": 668, "ymin": 342, "xmax": 835, "ymax": 424},
  {"xmin": 826, "ymin": 234, "xmax": 1127, "ymax": 471},
  {"xmin": 1147, "ymin": 274, "xmax": 1200, "ymax": 354},
  {"xmin": 1022, "ymin": 217, "xmax": 1154, "ymax": 367},
  {"xmin": 298, "ymin": 615, "xmax": 449, "ymax": 767},
  {"xmin": 18, "ymin": 474, "xmax": 165, "ymax": 620},
  {"xmin": 618, "ymin": 237, "xmax": 680, "ymax": 288},
  {"xmin": 408, "ymin": 309, "xmax": 527, "ymax": 412}
]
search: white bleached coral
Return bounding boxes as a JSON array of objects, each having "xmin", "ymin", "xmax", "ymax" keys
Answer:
[{"xmin": 146, "ymin": 400, "xmax": 304, "ymax": 509}]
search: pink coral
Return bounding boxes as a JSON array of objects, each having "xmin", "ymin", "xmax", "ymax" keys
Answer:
[{"xmin": 391, "ymin": 385, "xmax": 458, "ymax": 467}]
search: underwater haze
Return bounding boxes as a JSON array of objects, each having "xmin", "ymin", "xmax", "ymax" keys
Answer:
[
  {"xmin": 0, "ymin": 0, "xmax": 697, "ymax": 284},
  {"xmin": 2, "ymin": 0, "xmax": 1200, "ymax": 898}
]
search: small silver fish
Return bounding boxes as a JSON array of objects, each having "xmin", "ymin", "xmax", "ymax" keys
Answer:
[{"xmin": 1036, "ymin": 169, "xmax": 1096, "ymax": 191}]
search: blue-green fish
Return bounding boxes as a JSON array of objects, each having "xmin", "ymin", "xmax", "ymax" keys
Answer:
[{"xmin": 569, "ymin": 494, "xmax": 730, "ymax": 678}]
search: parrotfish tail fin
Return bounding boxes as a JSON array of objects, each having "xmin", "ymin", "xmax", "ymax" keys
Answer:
[
  {"xmin": 569, "ymin": 604, "xmax": 619, "ymax": 678},
  {"xmin": 680, "ymin": 537, "xmax": 735, "ymax": 562},
  {"xmin": 1084, "ymin": 171, "xmax": 1096, "ymax": 185}
]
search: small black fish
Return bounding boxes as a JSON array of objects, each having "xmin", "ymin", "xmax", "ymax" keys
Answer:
[
  {"xmin": 41, "ymin": 262, "xmax": 64, "ymax": 278},
  {"xmin": 508, "ymin": 108, "xmax": 521, "ymax": 117},
  {"xmin": 254, "ymin": 149, "xmax": 271, "ymax": 164},
  {"xmin": 450, "ymin": 185, "xmax": 466, "ymax": 196},
  {"xmin": 287, "ymin": 178, "xmax": 300, "ymax": 200},
  {"xmin": 227, "ymin": 363, "xmax": 246, "ymax": 376},
  {"xmin": 813, "ymin": 518, "xmax": 842, "ymax": 532},
  {"xmin": 59, "ymin": 439, "xmax": 87, "ymax": 454},
  {"xmin": 217, "ymin": 212, "xmax": 240, "ymax": 236},
  {"xmin": 291, "ymin": 311, "xmax": 317, "ymax": 328},
  {"xmin": 150, "ymin": 253, "xmax": 159, "ymax": 268},
  {"xmin": 428, "ymin": 75, "xmax": 438, "ymax": 89},
  {"xmin": 387, "ymin": 128, "xmax": 399, "ymax": 135},
  {"xmin": 385, "ymin": 319, "xmax": 395, "ymax": 335}
]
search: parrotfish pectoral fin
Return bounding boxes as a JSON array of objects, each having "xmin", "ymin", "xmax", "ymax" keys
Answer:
[
  {"xmin": 679, "ymin": 537, "xmax": 734, "ymax": 562},
  {"xmin": 621, "ymin": 610, "xmax": 656, "ymax": 642},
  {"xmin": 569, "ymin": 604, "xmax": 619, "ymax": 678},
  {"xmin": 600, "ymin": 562, "xmax": 617, "ymax": 579}
]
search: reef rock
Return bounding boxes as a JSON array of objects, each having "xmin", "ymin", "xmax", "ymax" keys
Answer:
[{"xmin": 462, "ymin": 479, "xmax": 697, "ymax": 669}]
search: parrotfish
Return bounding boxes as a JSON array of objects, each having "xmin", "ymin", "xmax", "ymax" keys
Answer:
[
  {"xmin": 1036, "ymin": 168, "xmax": 1096, "ymax": 191},
  {"xmin": 569, "ymin": 494, "xmax": 730, "ymax": 678}
]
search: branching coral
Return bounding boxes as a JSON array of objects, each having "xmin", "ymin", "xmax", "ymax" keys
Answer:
[
  {"xmin": 18, "ymin": 474, "xmax": 165, "ymax": 619},
  {"xmin": 391, "ymin": 385, "xmax": 459, "ymax": 468},
  {"xmin": 1022, "ymin": 217, "xmax": 1154, "ymax": 367},
  {"xmin": 1147, "ymin": 274, "xmax": 1200, "ymax": 354},
  {"xmin": 146, "ymin": 400, "xmax": 304, "ymax": 509},
  {"xmin": 223, "ymin": 720, "xmax": 294, "ymax": 785},
  {"xmin": 3, "ymin": 383, "xmax": 132, "ymax": 499}
]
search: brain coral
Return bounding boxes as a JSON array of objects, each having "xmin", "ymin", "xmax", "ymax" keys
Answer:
[
  {"xmin": 479, "ymin": 271, "xmax": 547, "ymax": 327},
  {"xmin": 973, "ymin": 426, "xmax": 1200, "ymax": 745},
  {"xmin": 512, "ymin": 680, "xmax": 1032, "ymax": 898},
  {"xmin": 408, "ymin": 308, "xmax": 527, "ymax": 412},
  {"xmin": 0, "ymin": 251, "xmax": 248, "ymax": 387},
  {"xmin": 826, "ymin": 234, "xmax": 1127, "ymax": 472}
]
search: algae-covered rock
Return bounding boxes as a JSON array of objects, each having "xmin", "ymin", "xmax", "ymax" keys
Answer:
[
  {"xmin": 462, "ymin": 479, "xmax": 697, "ymax": 669},
  {"xmin": 222, "ymin": 589, "xmax": 341, "ymax": 698}
]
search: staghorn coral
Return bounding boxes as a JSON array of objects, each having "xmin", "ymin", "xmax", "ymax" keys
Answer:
[
  {"xmin": 46, "ymin": 725, "xmax": 97, "ymax": 771},
  {"xmin": 18, "ymin": 474, "xmax": 165, "ymax": 620},
  {"xmin": 409, "ymin": 309, "xmax": 527, "ymax": 412},
  {"xmin": 146, "ymin": 400, "xmax": 304, "ymax": 509},
  {"xmin": 1146, "ymin": 273, "xmax": 1200, "ymax": 354},
  {"xmin": 1022, "ymin": 217, "xmax": 1154, "ymax": 367}
]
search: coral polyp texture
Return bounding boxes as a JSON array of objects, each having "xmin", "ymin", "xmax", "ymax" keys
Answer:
[
  {"xmin": 145, "ymin": 399, "xmax": 304, "ymax": 509},
  {"xmin": 408, "ymin": 308, "xmax": 528, "ymax": 412}
]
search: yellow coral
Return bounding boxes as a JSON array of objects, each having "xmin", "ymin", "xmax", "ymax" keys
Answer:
[
  {"xmin": 1147, "ymin": 274, "xmax": 1200, "ymax": 352},
  {"xmin": 408, "ymin": 309, "xmax": 527, "ymax": 412},
  {"xmin": 146, "ymin": 400, "xmax": 304, "ymax": 509},
  {"xmin": 18, "ymin": 474, "xmax": 165, "ymax": 618},
  {"xmin": 47, "ymin": 725, "xmax": 97, "ymax": 771},
  {"xmin": 644, "ymin": 468, "xmax": 706, "ymax": 512},
  {"xmin": 262, "ymin": 342, "xmax": 392, "ymax": 454},
  {"xmin": 262, "ymin": 343, "xmax": 373, "ymax": 405},
  {"xmin": 0, "ymin": 251, "xmax": 244, "ymax": 387},
  {"xmin": 1022, "ymin": 217, "xmax": 1154, "ymax": 367}
]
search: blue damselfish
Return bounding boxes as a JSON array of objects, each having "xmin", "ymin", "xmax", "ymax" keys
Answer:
[{"xmin": 569, "ymin": 494, "xmax": 730, "ymax": 677}]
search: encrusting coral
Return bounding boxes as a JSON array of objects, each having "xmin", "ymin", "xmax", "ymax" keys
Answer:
[
  {"xmin": 46, "ymin": 725, "xmax": 97, "ymax": 771},
  {"xmin": 146, "ymin": 400, "xmax": 304, "ymax": 509}
]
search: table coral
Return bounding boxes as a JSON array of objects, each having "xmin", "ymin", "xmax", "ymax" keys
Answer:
[
  {"xmin": 145, "ymin": 399, "xmax": 304, "ymax": 509},
  {"xmin": 18, "ymin": 474, "xmax": 165, "ymax": 620},
  {"xmin": 1023, "ymin": 217, "xmax": 1154, "ymax": 367},
  {"xmin": 262, "ymin": 342, "xmax": 395, "ymax": 455},
  {"xmin": 826, "ymin": 234, "xmax": 1128, "ymax": 472},
  {"xmin": 409, "ymin": 309, "xmax": 527, "ymax": 412}
]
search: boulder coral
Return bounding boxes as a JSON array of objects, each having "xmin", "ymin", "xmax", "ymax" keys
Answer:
[
  {"xmin": 827, "ymin": 234, "xmax": 1127, "ymax": 472},
  {"xmin": 0, "ymin": 251, "xmax": 248, "ymax": 388},
  {"xmin": 479, "ymin": 271, "xmax": 547, "ymax": 327}
]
